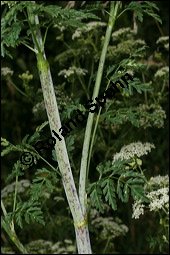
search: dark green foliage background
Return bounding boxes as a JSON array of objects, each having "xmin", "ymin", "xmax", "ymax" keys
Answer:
[{"xmin": 1, "ymin": 1, "xmax": 169, "ymax": 254}]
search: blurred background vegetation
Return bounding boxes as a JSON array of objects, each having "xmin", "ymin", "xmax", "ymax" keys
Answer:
[{"xmin": 1, "ymin": 1, "xmax": 169, "ymax": 254}]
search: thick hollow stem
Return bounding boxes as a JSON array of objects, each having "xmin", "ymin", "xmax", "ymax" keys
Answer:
[
  {"xmin": 27, "ymin": 2, "xmax": 92, "ymax": 253},
  {"xmin": 37, "ymin": 45, "xmax": 92, "ymax": 255},
  {"xmin": 75, "ymin": 224, "xmax": 92, "ymax": 254},
  {"xmin": 37, "ymin": 62, "xmax": 83, "ymax": 223}
]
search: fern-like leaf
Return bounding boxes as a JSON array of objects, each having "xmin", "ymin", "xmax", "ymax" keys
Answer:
[
  {"xmin": 101, "ymin": 179, "xmax": 117, "ymax": 210},
  {"xmin": 122, "ymin": 78, "xmax": 153, "ymax": 95},
  {"xmin": 6, "ymin": 160, "xmax": 25, "ymax": 183},
  {"xmin": 125, "ymin": 1, "xmax": 162, "ymax": 24},
  {"xmin": 117, "ymin": 171, "xmax": 148, "ymax": 203},
  {"xmin": 28, "ymin": 121, "xmax": 49, "ymax": 144},
  {"xmin": 88, "ymin": 183, "xmax": 104, "ymax": 213},
  {"xmin": 15, "ymin": 201, "xmax": 45, "ymax": 228},
  {"xmin": 65, "ymin": 135, "xmax": 75, "ymax": 160},
  {"xmin": 30, "ymin": 168, "xmax": 58, "ymax": 201},
  {"xmin": 88, "ymin": 159, "xmax": 148, "ymax": 212}
]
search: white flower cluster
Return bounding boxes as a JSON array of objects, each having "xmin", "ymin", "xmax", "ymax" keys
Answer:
[
  {"xmin": 90, "ymin": 208, "xmax": 128, "ymax": 239},
  {"xmin": 164, "ymin": 43, "xmax": 169, "ymax": 51},
  {"xmin": 127, "ymin": 61, "xmax": 137, "ymax": 67},
  {"xmin": 1, "ymin": 179, "xmax": 30, "ymax": 198},
  {"xmin": 84, "ymin": 21, "xmax": 107, "ymax": 32},
  {"xmin": 1, "ymin": 67, "xmax": 13, "ymax": 77},
  {"xmin": 112, "ymin": 141, "xmax": 155, "ymax": 163},
  {"xmin": 154, "ymin": 66, "xmax": 169, "ymax": 78},
  {"xmin": 134, "ymin": 39, "xmax": 146, "ymax": 45},
  {"xmin": 147, "ymin": 175, "xmax": 169, "ymax": 186},
  {"xmin": 138, "ymin": 104, "xmax": 166, "ymax": 129},
  {"xmin": 19, "ymin": 70, "xmax": 33, "ymax": 81},
  {"xmin": 156, "ymin": 36, "xmax": 169, "ymax": 51},
  {"xmin": 25, "ymin": 239, "xmax": 76, "ymax": 254},
  {"xmin": 54, "ymin": 196, "xmax": 65, "ymax": 202},
  {"xmin": 1, "ymin": 1, "xmax": 18, "ymax": 7},
  {"xmin": 132, "ymin": 175, "xmax": 169, "ymax": 219},
  {"xmin": 58, "ymin": 66, "xmax": 88, "ymax": 78},
  {"xmin": 156, "ymin": 36, "xmax": 169, "ymax": 44},
  {"xmin": 107, "ymin": 38, "xmax": 146, "ymax": 59},
  {"xmin": 132, "ymin": 200, "xmax": 145, "ymax": 219},
  {"xmin": 72, "ymin": 29, "xmax": 82, "ymax": 39},
  {"xmin": 72, "ymin": 21, "xmax": 107, "ymax": 39},
  {"xmin": 32, "ymin": 101, "xmax": 45, "ymax": 115},
  {"xmin": 147, "ymin": 187, "xmax": 169, "ymax": 211},
  {"xmin": 1, "ymin": 247, "xmax": 15, "ymax": 254},
  {"xmin": 112, "ymin": 27, "xmax": 135, "ymax": 39}
]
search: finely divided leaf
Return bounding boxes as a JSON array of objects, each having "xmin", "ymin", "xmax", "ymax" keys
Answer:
[
  {"xmin": 15, "ymin": 201, "xmax": 45, "ymax": 228},
  {"xmin": 101, "ymin": 179, "xmax": 117, "ymax": 210},
  {"xmin": 90, "ymin": 184, "xmax": 104, "ymax": 213},
  {"xmin": 52, "ymin": 149, "xmax": 58, "ymax": 162},
  {"xmin": 126, "ymin": 2, "xmax": 144, "ymax": 22},
  {"xmin": 117, "ymin": 180, "xmax": 124, "ymax": 202},
  {"xmin": 30, "ymin": 168, "xmax": 58, "ymax": 201},
  {"xmin": 125, "ymin": 1, "xmax": 162, "ymax": 24},
  {"xmin": 28, "ymin": 121, "xmax": 48, "ymax": 144},
  {"xmin": 131, "ymin": 184, "xmax": 149, "ymax": 202},
  {"xmin": 117, "ymin": 171, "xmax": 147, "ymax": 203},
  {"xmin": 145, "ymin": 1, "xmax": 160, "ymax": 11},
  {"xmin": 126, "ymin": 78, "xmax": 153, "ymax": 95}
]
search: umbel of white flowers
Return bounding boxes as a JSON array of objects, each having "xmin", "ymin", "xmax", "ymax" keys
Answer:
[
  {"xmin": 132, "ymin": 175, "xmax": 169, "ymax": 219},
  {"xmin": 112, "ymin": 141, "xmax": 155, "ymax": 163}
]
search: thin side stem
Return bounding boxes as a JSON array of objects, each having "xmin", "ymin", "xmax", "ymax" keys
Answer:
[
  {"xmin": 77, "ymin": 74, "xmax": 90, "ymax": 99},
  {"xmin": 10, "ymin": 174, "xmax": 19, "ymax": 232},
  {"xmin": 1, "ymin": 199, "xmax": 29, "ymax": 254},
  {"xmin": 39, "ymin": 155, "xmax": 61, "ymax": 176},
  {"xmin": 1, "ymin": 199, "xmax": 7, "ymax": 216},
  {"xmin": 13, "ymin": 175, "xmax": 18, "ymax": 212},
  {"xmin": 79, "ymin": 1, "xmax": 121, "ymax": 215},
  {"xmin": 86, "ymin": 80, "xmax": 110, "ymax": 179},
  {"xmin": 1, "ymin": 218, "xmax": 29, "ymax": 254},
  {"xmin": 87, "ymin": 60, "xmax": 94, "ymax": 91},
  {"xmin": 7, "ymin": 78, "xmax": 30, "ymax": 99}
]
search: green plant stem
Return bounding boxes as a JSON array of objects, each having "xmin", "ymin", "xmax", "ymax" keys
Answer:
[
  {"xmin": 86, "ymin": 107, "xmax": 102, "ymax": 178},
  {"xmin": 1, "ymin": 218, "xmax": 29, "ymax": 254},
  {"xmin": 88, "ymin": 60, "xmax": 94, "ymax": 91},
  {"xmin": 103, "ymin": 237, "xmax": 111, "ymax": 254},
  {"xmin": 13, "ymin": 175, "xmax": 18, "ymax": 213},
  {"xmin": 60, "ymin": 39, "xmax": 90, "ymax": 99},
  {"xmin": 10, "ymin": 174, "xmax": 19, "ymax": 232},
  {"xmin": 39, "ymin": 155, "xmax": 61, "ymax": 176},
  {"xmin": 154, "ymin": 13, "xmax": 164, "ymax": 36},
  {"xmin": 6, "ymin": 78, "xmax": 42, "ymax": 114},
  {"xmin": 142, "ymin": 73, "xmax": 147, "ymax": 103},
  {"xmin": 42, "ymin": 23, "xmax": 52, "ymax": 48},
  {"xmin": 20, "ymin": 41, "xmax": 38, "ymax": 53},
  {"xmin": 77, "ymin": 74, "xmax": 90, "ymax": 99},
  {"xmin": 76, "ymin": 58, "xmax": 90, "ymax": 99},
  {"xmin": 1, "ymin": 200, "xmax": 28, "ymax": 254},
  {"xmin": 27, "ymin": 2, "xmax": 92, "ymax": 253},
  {"xmin": 79, "ymin": 1, "xmax": 121, "ymax": 215},
  {"xmin": 161, "ymin": 80, "xmax": 166, "ymax": 94},
  {"xmin": 7, "ymin": 78, "xmax": 30, "ymax": 99},
  {"xmin": 1, "ymin": 199, "xmax": 7, "ymax": 216},
  {"xmin": 23, "ymin": 8, "xmax": 41, "ymax": 53},
  {"xmin": 86, "ymin": 80, "xmax": 110, "ymax": 180},
  {"xmin": 89, "ymin": 37, "xmax": 98, "ymax": 52},
  {"xmin": 116, "ymin": 8, "xmax": 128, "ymax": 20}
]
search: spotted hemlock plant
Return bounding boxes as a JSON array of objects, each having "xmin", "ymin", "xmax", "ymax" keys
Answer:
[{"xmin": 1, "ymin": 1, "xmax": 168, "ymax": 254}]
